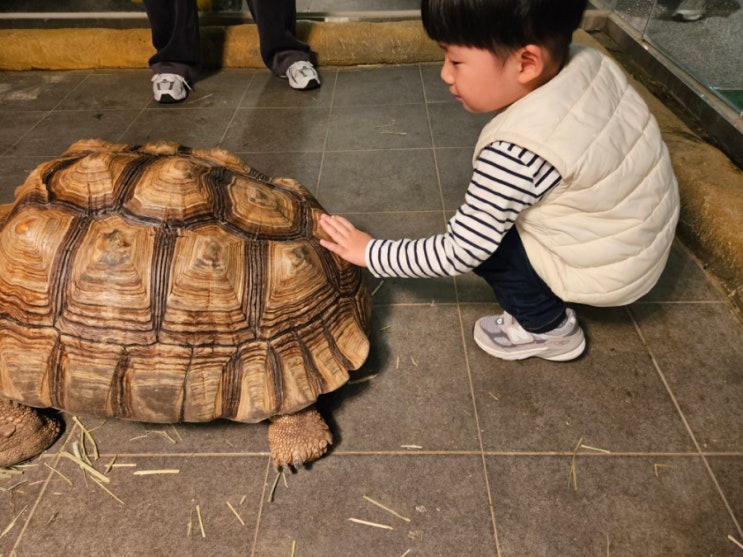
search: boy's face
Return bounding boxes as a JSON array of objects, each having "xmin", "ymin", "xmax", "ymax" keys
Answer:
[{"xmin": 439, "ymin": 44, "xmax": 527, "ymax": 114}]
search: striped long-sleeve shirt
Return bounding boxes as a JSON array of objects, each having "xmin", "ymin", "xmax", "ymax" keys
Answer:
[{"xmin": 366, "ymin": 141, "xmax": 562, "ymax": 278}]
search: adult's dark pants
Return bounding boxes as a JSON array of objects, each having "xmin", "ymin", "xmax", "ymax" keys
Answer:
[
  {"xmin": 143, "ymin": 0, "xmax": 311, "ymax": 81},
  {"xmin": 245, "ymin": 0, "xmax": 311, "ymax": 75},
  {"xmin": 143, "ymin": 0, "xmax": 200, "ymax": 83},
  {"xmin": 473, "ymin": 226, "xmax": 567, "ymax": 334}
]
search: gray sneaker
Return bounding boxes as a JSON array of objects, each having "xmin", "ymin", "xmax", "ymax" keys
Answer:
[
  {"xmin": 474, "ymin": 309, "xmax": 586, "ymax": 362},
  {"xmin": 673, "ymin": 0, "xmax": 706, "ymax": 21},
  {"xmin": 151, "ymin": 73, "xmax": 191, "ymax": 103}
]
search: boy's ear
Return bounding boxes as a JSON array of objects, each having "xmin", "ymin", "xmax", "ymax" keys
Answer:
[{"xmin": 515, "ymin": 44, "xmax": 549, "ymax": 85}]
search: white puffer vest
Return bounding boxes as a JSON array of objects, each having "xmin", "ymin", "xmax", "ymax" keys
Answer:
[{"xmin": 474, "ymin": 45, "xmax": 679, "ymax": 306}]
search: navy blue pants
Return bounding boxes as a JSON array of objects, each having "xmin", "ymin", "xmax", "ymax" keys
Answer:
[
  {"xmin": 143, "ymin": 0, "xmax": 311, "ymax": 80},
  {"xmin": 473, "ymin": 226, "xmax": 567, "ymax": 334}
]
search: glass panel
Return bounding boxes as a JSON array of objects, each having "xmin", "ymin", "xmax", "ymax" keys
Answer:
[
  {"xmin": 643, "ymin": 0, "xmax": 743, "ymax": 112},
  {"xmin": 613, "ymin": 0, "xmax": 657, "ymax": 32}
]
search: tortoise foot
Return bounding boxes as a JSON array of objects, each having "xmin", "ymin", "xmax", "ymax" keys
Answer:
[
  {"xmin": 268, "ymin": 407, "xmax": 332, "ymax": 469},
  {"xmin": 0, "ymin": 398, "xmax": 62, "ymax": 468}
]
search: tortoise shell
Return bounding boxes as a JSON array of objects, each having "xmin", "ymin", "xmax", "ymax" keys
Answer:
[{"xmin": 0, "ymin": 139, "xmax": 371, "ymax": 424}]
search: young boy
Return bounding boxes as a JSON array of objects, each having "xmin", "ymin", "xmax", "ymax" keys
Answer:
[{"xmin": 319, "ymin": 0, "xmax": 679, "ymax": 362}]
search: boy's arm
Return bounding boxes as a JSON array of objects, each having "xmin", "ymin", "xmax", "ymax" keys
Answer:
[
  {"xmin": 318, "ymin": 214, "xmax": 371, "ymax": 268},
  {"xmin": 319, "ymin": 142, "xmax": 561, "ymax": 277}
]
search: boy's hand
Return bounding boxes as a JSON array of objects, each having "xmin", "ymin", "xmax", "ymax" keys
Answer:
[{"xmin": 318, "ymin": 214, "xmax": 371, "ymax": 268}]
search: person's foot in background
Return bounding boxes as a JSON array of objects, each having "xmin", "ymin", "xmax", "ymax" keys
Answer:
[
  {"xmin": 151, "ymin": 73, "xmax": 191, "ymax": 103},
  {"xmin": 673, "ymin": 0, "xmax": 706, "ymax": 21}
]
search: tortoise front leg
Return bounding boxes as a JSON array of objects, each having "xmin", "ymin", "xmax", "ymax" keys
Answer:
[
  {"xmin": 0, "ymin": 397, "xmax": 62, "ymax": 468},
  {"xmin": 268, "ymin": 406, "xmax": 332, "ymax": 469}
]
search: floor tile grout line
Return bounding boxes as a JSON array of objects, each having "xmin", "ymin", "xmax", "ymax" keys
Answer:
[
  {"xmin": 0, "ymin": 70, "xmax": 93, "ymax": 158},
  {"xmin": 109, "ymin": 72, "xmax": 175, "ymax": 144},
  {"xmin": 9, "ymin": 421, "xmax": 83, "ymax": 554},
  {"xmin": 674, "ymin": 238, "xmax": 743, "ymax": 323},
  {"xmin": 34, "ymin": 450, "xmax": 743, "ymax": 458},
  {"xmin": 456, "ymin": 300, "xmax": 503, "ymax": 557},
  {"xmin": 217, "ymin": 71, "xmax": 256, "ymax": 149},
  {"xmin": 7, "ymin": 465, "xmax": 55, "ymax": 555},
  {"xmin": 626, "ymin": 305, "xmax": 743, "ymax": 538},
  {"xmin": 249, "ymin": 456, "xmax": 275, "ymax": 557},
  {"xmin": 314, "ymin": 67, "xmax": 339, "ymax": 199},
  {"xmin": 420, "ymin": 61, "xmax": 501, "ymax": 556}
]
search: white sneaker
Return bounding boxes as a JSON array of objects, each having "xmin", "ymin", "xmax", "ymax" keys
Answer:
[
  {"xmin": 673, "ymin": 0, "xmax": 706, "ymax": 21},
  {"xmin": 474, "ymin": 309, "xmax": 586, "ymax": 362},
  {"xmin": 151, "ymin": 73, "xmax": 191, "ymax": 103},
  {"xmin": 284, "ymin": 61, "xmax": 321, "ymax": 90}
]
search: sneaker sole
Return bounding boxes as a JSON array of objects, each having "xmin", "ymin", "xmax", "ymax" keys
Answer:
[
  {"xmin": 154, "ymin": 94, "xmax": 187, "ymax": 104},
  {"xmin": 473, "ymin": 327, "xmax": 586, "ymax": 362},
  {"xmin": 288, "ymin": 78, "xmax": 321, "ymax": 91}
]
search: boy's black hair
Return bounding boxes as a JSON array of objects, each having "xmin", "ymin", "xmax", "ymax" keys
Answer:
[{"xmin": 421, "ymin": 0, "xmax": 588, "ymax": 66}]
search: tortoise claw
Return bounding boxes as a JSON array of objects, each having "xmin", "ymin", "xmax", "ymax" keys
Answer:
[{"xmin": 268, "ymin": 407, "xmax": 332, "ymax": 469}]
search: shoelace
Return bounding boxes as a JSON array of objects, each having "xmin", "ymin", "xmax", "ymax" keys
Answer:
[{"xmin": 152, "ymin": 74, "xmax": 192, "ymax": 92}]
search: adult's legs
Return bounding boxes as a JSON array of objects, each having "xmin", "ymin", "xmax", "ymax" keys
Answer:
[
  {"xmin": 245, "ymin": 0, "xmax": 311, "ymax": 76},
  {"xmin": 473, "ymin": 226, "xmax": 566, "ymax": 333},
  {"xmin": 143, "ymin": 0, "xmax": 201, "ymax": 82}
]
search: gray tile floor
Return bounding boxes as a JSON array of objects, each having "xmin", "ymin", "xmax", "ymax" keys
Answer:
[{"xmin": 0, "ymin": 63, "xmax": 742, "ymax": 557}]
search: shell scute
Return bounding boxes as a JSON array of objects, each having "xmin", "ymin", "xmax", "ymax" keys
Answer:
[
  {"xmin": 226, "ymin": 175, "xmax": 301, "ymax": 237},
  {"xmin": 160, "ymin": 223, "xmax": 253, "ymax": 346},
  {"xmin": 48, "ymin": 150, "xmax": 138, "ymax": 211},
  {"xmin": 0, "ymin": 321, "xmax": 58, "ymax": 407},
  {"xmin": 58, "ymin": 214, "xmax": 156, "ymax": 345},
  {"xmin": 125, "ymin": 157, "xmax": 216, "ymax": 223},
  {"xmin": 54, "ymin": 335, "xmax": 124, "ymax": 417},
  {"xmin": 259, "ymin": 241, "xmax": 339, "ymax": 338},
  {"xmin": 0, "ymin": 206, "xmax": 76, "ymax": 325}
]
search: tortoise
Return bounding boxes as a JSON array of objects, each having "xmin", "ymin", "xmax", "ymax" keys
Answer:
[{"xmin": 0, "ymin": 139, "xmax": 371, "ymax": 469}]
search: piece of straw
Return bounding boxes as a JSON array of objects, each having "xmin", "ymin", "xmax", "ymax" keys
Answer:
[
  {"xmin": 268, "ymin": 469, "xmax": 283, "ymax": 502},
  {"xmin": 133, "ymin": 469, "xmax": 180, "ymax": 476},
  {"xmin": 92, "ymin": 477, "xmax": 125, "ymax": 506},
  {"xmin": 0, "ymin": 480, "xmax": 27, "ymax": 493},
  {"xmin": 0, "ymin": 505, "xmax": 27, "ymax": 539},
  {"xmin": 363, "ymin": 495, "xmax": 411, "ymax": 522},
  {"xmin": 59, "ymin": 450, "xmax": 109, "ymax": 484},
  {"xmin": 104, "ymin": 455, "xmax": 118, "ymax": 474},
  {"xmin": 653, "ymin": 463, "xmax": 674, "ymax": 477},
  {"xmin": 580, "ymin": 443, "xmax": 610, "ymax": 454},
  {"xmin": 195, "ymin": 504, "xmax": 205, "ymax": 538},
  {"xmin": 226, "ymin": 501, "xmax": 245, "ymax": 526},
  {"xmin": 348, "ymin": 374, "xmax": 378, "ymax": 385},
  {"xmin": 728, "ymin": 535, "xmax": 743, "ymax": 551},
  {"xmin": 44, "ymin": 462, "xmax": 73, "ymax": 486},
  {"xmin": 0, "ymin": 467, "xmax": 23, "ymax": 480},
  {"xmin": 568, "ymin": 437, "xmax": 582, "ymax": 491},
  {"xmin": 73, "ymin": 416, "xmax": 99, "ymax": 461},
  {"xmin": 72, "ymin": 441, "xmax": 90, "ymax": 466},
  {"xmin": 155, "ymin": 430, "xmax": 177, "ymax": 444},
  {"xmin": 348, "ymin": 517, "xmax": 394, "ymax": 530}
]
